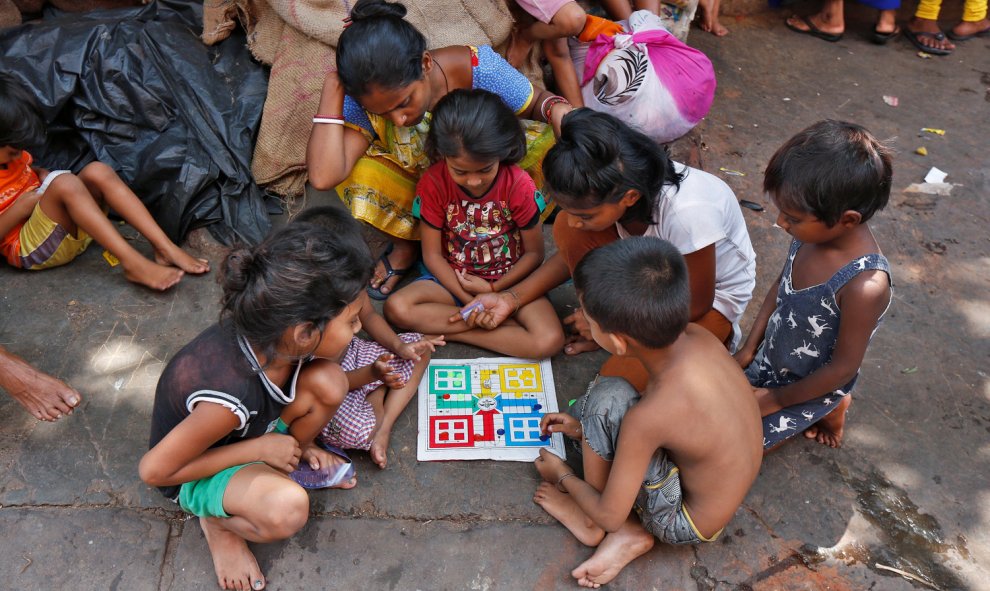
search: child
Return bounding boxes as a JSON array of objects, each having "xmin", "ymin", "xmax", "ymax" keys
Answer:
[
  {"xmin": 384, "ymin": 89, "xmax": 564, "ymax": 359},
  {"xmin": 734, "ymin": 120, "xmax": 893, "ymax": 451},
  {"xmin": 506, "ymin": 1, "xmax": 588, "ymax": 107},
  {"xmin": 0, "ymin": 72, "xmax": 207, "ymax": 290},
  {"xmin": 294, "ymin": 206, "xmax": 444, "ymax": 469},
  {"xmin": 139, "ymin": 223, "xmax": 370, "ymax": 591},
  {"xmin": 533, "ymin": 236, "xmax": 763, "ymax": 588}
]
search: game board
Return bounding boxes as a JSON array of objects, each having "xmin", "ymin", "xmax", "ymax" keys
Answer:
[{"xmin": 417, "ymin": 357, "xmax": 566, "ymax": 462}]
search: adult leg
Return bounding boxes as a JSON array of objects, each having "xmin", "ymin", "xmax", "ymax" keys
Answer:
[
  {"xmin": 369, "ymin": 350, "xmax": 431, "ymax": 468},
  {"xmin": 201, "ymin": 464, "xmax": 310, "ymax": 590},
  {"xmin": 907, "ymin": 0, "xmax": 956, "ymax": 53},
  {"xmin": 77, "ymin": 162, "xmax": 208, "ymax": 274},
  {"xmin": 445, "ymin": 297, "xmax": 565, "ymax": 358},
  {"xmin": 0, "ymin": 345, "xmax": 81, "ymax": 421},
  {"xmin": 786, "ymin": 0, "xmax": 845, "ymax": 38},
  {"xmin": 369, "ymin": 237, "xmax": 420, "ymax": 296},
  {"xmin": 37, "ymin": 172, "xmax": 184, "ymax": 290}
]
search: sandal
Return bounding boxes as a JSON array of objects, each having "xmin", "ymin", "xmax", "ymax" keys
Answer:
[
  {"xmin": 904, "ymin": 28, "xmax": 953, "ymax": 55},
  {"xmin": 367, "ymin": 243, "xmax": 416, "ymax": 301},
  {"xmin": 946, "ymin": 26, "xmax": 990, "ymax": 41},
  {"xmin": 871, "ymin": 24, "xmax": 900, "ymax": 45},
  {"xmin": 785, "ymin": 15, "xmax": 844, "ymax": 42}
]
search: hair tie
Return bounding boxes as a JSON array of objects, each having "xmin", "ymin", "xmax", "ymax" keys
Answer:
[{"xmin": 342, "ymin": 16, "xmax": 352, "ymax": 28}]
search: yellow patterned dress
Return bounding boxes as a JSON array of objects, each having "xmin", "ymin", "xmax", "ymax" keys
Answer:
[{"xmin": 337, "ymin": 45, "xmax": 555, "ymax": 240}]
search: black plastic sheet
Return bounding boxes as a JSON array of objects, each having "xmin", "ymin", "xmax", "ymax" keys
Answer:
[{"xmin": 0, "ymin": 0, "xmax": 274, "ymax": 245}]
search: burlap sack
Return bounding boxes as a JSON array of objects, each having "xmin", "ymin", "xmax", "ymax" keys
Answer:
[{"xmin": 203, "ymin": 0, "xmax": 520, "ymax": 198}]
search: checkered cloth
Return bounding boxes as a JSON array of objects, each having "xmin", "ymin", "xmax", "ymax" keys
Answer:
[{"xmin": 318, "ymin": 333, "xmax": 421, "ymax": 450}]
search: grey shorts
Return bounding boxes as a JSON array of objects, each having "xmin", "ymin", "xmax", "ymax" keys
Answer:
[{"xmin": 570, "ymin": 376, "xmax": 721, "ymax": 545}]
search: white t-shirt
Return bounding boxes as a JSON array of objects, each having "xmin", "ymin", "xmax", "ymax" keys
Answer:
[{"xmin": 616, "ymin": 162, "xmax": 757, "ymax": 326}]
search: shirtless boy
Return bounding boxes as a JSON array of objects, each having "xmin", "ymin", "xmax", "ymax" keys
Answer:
[{"xmin": 532, "ymin": 236, "xmax": 763, "ymax": 588}]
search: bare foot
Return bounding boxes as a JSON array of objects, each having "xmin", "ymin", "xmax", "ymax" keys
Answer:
[
  {"xmin": 122, "ymin": 257, "xmax": 184, "ymax": 291},
  {"xmin": 571, "ymin": 521, "xmax": 655, "ymax": 588},
  {"xmin": 155, "ymin": 243, "xmax": 209, "ymax": 274},
  {"xmin": 200, "ymin": 517, "xmax": 266, "ymax": 590},
  {"xmin": 304, "ymin": 445, "xmax": 358, "ymax": 489},
  {"xmin": 564, "ymin": 336, "xmax": 601, "ymax": 356},
  {"xmin": 698, "ymin": 0, "xmax": 729, "ymax": 36},
  {"xmin": 950, "ymin": 18, "xmax": 990, "ymax": 39},
  {"xmin": 533, "ymin": 482, "xmax": 605, "ymax": 547},
  {"xmin": 804, "ymin": 395, "xmax": 851, "ymax": 448},
  {"xmin": 2, "ymin": 352, "xmax": 81, "ymax": 421}
]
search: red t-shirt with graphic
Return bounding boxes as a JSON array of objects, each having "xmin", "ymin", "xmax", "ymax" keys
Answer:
[{"xmin": 417, "ymin": 161, "xmax": 539, "ymax": 280}]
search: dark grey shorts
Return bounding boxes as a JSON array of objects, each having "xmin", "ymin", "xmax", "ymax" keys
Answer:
[{"xmin": 570, "ymin": 376, "xmax": 721, "ymax": 544}]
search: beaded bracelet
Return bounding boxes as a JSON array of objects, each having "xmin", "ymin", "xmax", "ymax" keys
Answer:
[{"xmin": 540, "ymin": 96, "xmax": 570, "ymax": 123}]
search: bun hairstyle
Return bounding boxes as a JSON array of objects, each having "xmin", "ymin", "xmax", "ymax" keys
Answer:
[
  {"xmin": 219, "ymin": 222, "xmax": 373, "ymax": 361},
  {"xmin": 337, "ymin": 0, "xmax": 427, "ymax": 98},
  {"xmin": 543, "ymin": 109, "xmax": 682, "ymax": 225}
]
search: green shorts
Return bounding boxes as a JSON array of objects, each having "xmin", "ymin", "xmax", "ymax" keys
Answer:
[{"xmin": 178, "ymin": 420, "xmax": 290, "ymax": 518}]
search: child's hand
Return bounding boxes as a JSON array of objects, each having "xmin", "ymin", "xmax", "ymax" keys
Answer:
[
  {"xmin": 733, "ymin": 348, "xmax": 756, "ymax": 369},
  {"xmin": 372, "ymin": 353, "xmax": 406, "ymax": 388},
  {"xmin": 563, "ymin": 307, "xmax": 593, "ymax": 341},
  {"xmin": 534, "ymin": 448, "xmax": 569, "ymax": 482},
  {"xmin": 256, "ymin": 432, "xmax": 302, "ymax": 473},
  {"xmin": 395, "ymin": 335, "xmax": 445, "ymax": 361},
  {"xmin": 753, "ymin": 387, "xmax": 782, "ymax": 417},
  {"xmin": 452, "ymin": 292, "xmax": 515, "ymax": 329},
  {"xmin": 541, "ymin": 412, "xmax": 582, "ymax": 440},
  {"xmin": 455, "ymin": 269, "xmax": 494, "ymax": 295}
]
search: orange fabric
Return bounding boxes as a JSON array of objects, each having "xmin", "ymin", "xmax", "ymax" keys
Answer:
[
  {"xmin": 0, "ymin": 150, "xmax": 40, "ymax": 258},
  {"xmin": 554, "ymin": 209, "xmax": 733, "ymax": 392},
  {"xmin": 578, "ymin": 14, "xmax": 623, "ymax": 42}
]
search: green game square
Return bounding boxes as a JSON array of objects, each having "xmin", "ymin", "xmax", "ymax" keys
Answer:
[{"xmin": 429, "ymin": 365, "xmax": 472, "ymax": 395}]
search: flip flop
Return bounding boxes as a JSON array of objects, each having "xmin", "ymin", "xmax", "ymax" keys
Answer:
[
  {"xmin": 904, "ymin": 28, "xmax": 953, "ymax": 55},
  {"xmin": 871, "ymin": 24, "xmax": 901, "ymax": 45},
  {"xmin": 786, "ymin": 15, "xmax": 843, "ymax": 42},
  {"xmin": 289, "ymin": 443, "xmax": 356, "ymax": 489},
  {"xmin": 367, "ymin": 243, "xmax": 415, "ymax": 301},
  {"xmin": 946, "ymin": 27, "xmax": 990, "ymax": 41}
]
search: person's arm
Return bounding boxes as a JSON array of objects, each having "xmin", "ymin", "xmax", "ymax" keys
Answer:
[
  {"xmin": 757, "ymin": 270, "xmax": 891, "ymax": 415},
  {"xmin": 734, "ymin": 272, "xmax": 782, "ymax": 368},
  {"xmin": 491, "ymin": 222, "xmax": 545, "ymax": 292},
  {"xmin": 542, "ymin": 38, "xmax": 584, "ymax": 108},
  {"xmin": 138, "ymin": 402, "xmax": 301, "ymax": 487},
  {"xmin": 682, "ymin": 244, "xmax": 717, "ymax": 323},
  {"xmin": 305, "ymin": 72, "xmax": 372, "ymax": 190},
  {"xmin": 421, "ymin": 224, "xmax": 476, "ymax": 305},
  {"xmin": 0, "ymin": 190, "xmax": 40, "ymax": 240},
  {"xmin": 535, "ymin": 409, "xmax": 656, "ymax": 532}
]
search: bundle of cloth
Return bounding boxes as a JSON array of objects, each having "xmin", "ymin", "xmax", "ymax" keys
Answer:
[
  {"xmin": 202, "ymin": 0, "xmax": 520, "ymax": 198},
  {"xmin": 572, "ymin": 9, "xmax": 715, "ymax": 145}
]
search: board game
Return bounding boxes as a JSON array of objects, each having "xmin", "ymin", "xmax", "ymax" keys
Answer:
[{"xmin": 417, "ymin": 357, "xmax": 566, "ymax": 462}]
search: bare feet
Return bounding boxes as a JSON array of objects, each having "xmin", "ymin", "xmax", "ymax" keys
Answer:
[
  {"xmin": 907, "ymin": 17, "xmax": 956, "ymax": 53},
  {"xmin": 533, "ymin": 482, "xmax": 605, "ymax": 547},
  {"xmin": 571, "ymin": 520, "xmax": 655, "ymax": 588},
  {"xmin": 122, "ymin": 257, "xmax": 184, "ymax": 291},
  {"xmin": 200, "ymin": 517, "xmax": 266, "ymax": 590},
  {"xmin": 564, "ymin": 336, "xmax": 601, "ymax": 356},
  {"xmin": 155, "ymin": 243, "xmax": 209, "ymax": 274},
  {"xmin": 950, "ymin": 18, "xmax": 990, "ymax": 40},
  {"xmin": 2, "ymin": 351, "xmax": 81, "ymax": 421},
  {"xmin": 304, "ymin": 445, "xmax": 358, "ymax": 489},
  {"xmin": 698, "ymin": 0, "xmax": 728, "ymax": 36},
  {"xmin": 368, "ymin": 424, "xmax": 391, "ymax": 469},
  {"xmin": 804, "ymin": 394, "xmax": 851, "ymax": 448}
]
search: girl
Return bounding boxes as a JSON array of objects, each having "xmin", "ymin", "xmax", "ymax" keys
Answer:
[
  {"xmin": 384, "ymin": 89, "xmax": 564, "ymax": 359},
  {"xmin": 459, "ymin": 109, "xmax": 756, "ymax": 391},
  {"xmin": 306, "ymin": 0, "xmax": 573, "ymax": 299},
  {"xmin": 139, "ymin": 223, "xmax": 371, "ymax": 591},
  {"xmin": 293, "ymin": 206, "xmax": 444, "ymax": 469}
]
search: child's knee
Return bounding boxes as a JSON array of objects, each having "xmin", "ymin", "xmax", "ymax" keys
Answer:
[
  {"xmin": 555, "ymin": 2, "xmax": 587, "ymax": 36},
  {"xmin": 532, "ymin": 325, "xmax": 565, "ymax": 358},
  {"xmin": 383, "ymin": 293, "xmax": 412, "ymax": 326},
  {"xmin": 261, "ymin": 484, "xmax": 309, "ymax": 537},
  {"xmin": 78, "ymin": 161, "xmax": 116, "ymax": 185}
]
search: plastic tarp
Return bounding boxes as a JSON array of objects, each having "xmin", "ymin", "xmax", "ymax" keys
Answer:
[{"xmin": 0, "ymin": 0, "xmax": 274, "ymax": 245}]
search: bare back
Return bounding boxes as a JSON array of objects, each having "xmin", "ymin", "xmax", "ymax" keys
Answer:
[{"xmin": 625, "ymin": 325, "xmax": 763, "ymax": 537}]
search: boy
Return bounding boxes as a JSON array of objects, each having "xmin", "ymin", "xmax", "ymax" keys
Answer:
[
  {"xmin": 734, "ymin": 120, "xmax": 893, "ymax": 450},
  {"xmin": 533, "ymin": 236, "xmax": 763, "ymax": 588},
  {"xmin": 0, "ymin": 72, "xmax": 207, "ymax": 290}
]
